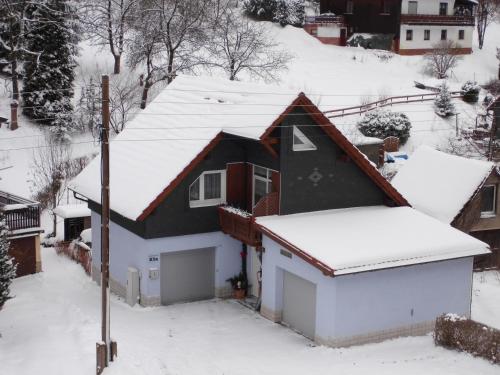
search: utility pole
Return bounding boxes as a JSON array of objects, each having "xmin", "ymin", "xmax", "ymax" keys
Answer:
[{"xmin": 96, "ymin": 75, "xmax": 116, "ymax": 374}]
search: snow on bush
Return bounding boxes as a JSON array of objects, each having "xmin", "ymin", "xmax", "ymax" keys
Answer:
[
  {"xmin": 434, "ymin": 83, "xmax": 456, "ymax": 117},
  {"xmin": 357, "ymin": 109, "xmax": 412, "ymax": 144},
  {"xmin": 244, "ymin": 0, "xmax": 305, "ymax": 26},
  {"xmin": 461, "ymin": 80, "xmax": 480, "ymax": 103},
  {"xmin": 0, "ymin": 210, "xmax": 16, "ymax": 308}
]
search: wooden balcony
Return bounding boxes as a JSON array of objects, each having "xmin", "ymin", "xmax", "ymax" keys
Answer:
[
  {"xmin": 0, "ymin": 191, "xmax": 41, "ymax": 232},
  {"xmin": 305, "ymin": 15, "xmax": 346, "ymax": 25},
  {"xmin": 400, "ymin": 14, "xmax": 474, "ymax": 26},
  {"xmin": 218, "ymin": 192, "xmax": 279, "ymax": 247}
]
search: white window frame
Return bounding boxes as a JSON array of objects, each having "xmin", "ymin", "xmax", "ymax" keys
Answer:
[
  {"xmin": 189, "ymin": 169, "xmax": 226, "ymax": 208},
  {"xmin": 252, "ymin": 165, "xmax": 273, "ymax": 208},
  {"xmin": 480, "ymin": 184, "xmax": 496, "ymax": 218},
  {"xmin": 292, "ymin": 126, "xmax": 317, "ymax": 152}
]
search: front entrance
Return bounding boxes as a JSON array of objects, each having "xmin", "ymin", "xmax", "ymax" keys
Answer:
[
  {"xmin": 282, "ymin": 271, "xmax": 317, "ymax": 339},
  {"xmin": 160, "ymin": 248, "xmax": 215, "ymax": 305}
]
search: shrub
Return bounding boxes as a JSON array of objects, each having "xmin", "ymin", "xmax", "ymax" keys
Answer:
[
  {"xmin": 244, "ymin": 0, "xmax": 304, "ymax": 26},
  {"xmin": 424, "ymin": 41, "xmax": 462, "ymax": 79},
  {"xmin": 434, "ymin": 314, "xmax": 500, "ymax": 364},
  {"xmin": 461, "ymin": 80, "xmax": 480, "ymax": 103},
  {"xmin": 434, "ymin": 82, "xmax": 456, "ymax": 117},
  {"xmin": 357, "ymin": 109, "xmax": 412, "ymax": 144}
]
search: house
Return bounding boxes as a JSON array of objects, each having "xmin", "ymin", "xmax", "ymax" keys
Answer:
[
  {"xmin": 71, "ymin": 75, "xmax": 488, "ymax": 347},
  {"xmin": 392, "ymin": 146, "xmax": 500, "ymax": 269},
  {"xmin": 305, "ymin": 0, "xmax": 475, "ymax": 55},
  {"xmin": 0, "ymin": 191, "xmax": 43, "ymax": 277},
  {"xmin": 53, "ymin": 204, "xmax": 91, "ymax": 242}
]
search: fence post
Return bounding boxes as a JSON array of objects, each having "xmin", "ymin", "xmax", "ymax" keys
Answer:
[{"xmin": 10, "ymin": 101, "xmax": 18, "ymax": 131}]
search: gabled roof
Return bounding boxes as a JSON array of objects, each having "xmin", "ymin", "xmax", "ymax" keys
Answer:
[
  {"xmin": 392, "ymin": 146, "xmax": 494, "ymax": 224},
  {"xmin": 256, "ymin": 206, "xmax": 490, "ymax": 276},
  {"xmin": 71, "ymin": 75, "xmax": 407, "ymax": 221}
]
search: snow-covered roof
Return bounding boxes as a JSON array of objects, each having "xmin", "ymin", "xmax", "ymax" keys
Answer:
[
  {"xmin": 71, "ymin": 75, "xmax": 380, "ymax": 221},
  {"xmin": 79, "ymin": 228, "xmax": 91, "ymax": 243},
  {"xmin": 391, "ymin": 146, "xmax": 494, "ymax": 224},
  {"xmin": 53, "ymin": 204, "xmax": 91, "ymax": 219},
  {"xmin": 71, "ymin": 75, "xmax": 302, "ymax": 220},
  {"xmin": 256, "ymin": 206, "xmax": 489, "ymax": 275}
]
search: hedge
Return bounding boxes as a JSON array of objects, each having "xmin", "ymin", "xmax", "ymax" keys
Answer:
[{"xmin": 434, "ymin": 314, "xmax": 500, "ymax": 364}]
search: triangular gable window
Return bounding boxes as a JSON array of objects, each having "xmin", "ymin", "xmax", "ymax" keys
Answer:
[{"xmin": 293, "ymin": 126, "xmax": 317, "ymax": 151}]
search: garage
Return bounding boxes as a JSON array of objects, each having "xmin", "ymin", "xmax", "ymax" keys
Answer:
[
  {"xmin": 282, "ymin": 271, "xmax": 317, "ymax": 339},
  {"xmin": 9, "ymin": 236, "xmax": 37, "ymax": 277},
  {"xmin": 160, "ymin": 247, "xmax": 215, "ymax": 305}
]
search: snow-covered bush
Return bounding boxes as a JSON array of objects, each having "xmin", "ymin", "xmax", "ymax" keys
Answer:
[
  {"xmin": 434, "ymin": 83, "xmax": 455, "ymax": 117},
  {"xmin": 0, "ymin": 210, "xmax": 16, "ymax": 309},
  {"xmin": 357, "ymin": 109, "xmax": 412, "ymax": 145},
  {"xmin": 461, "ymin": 80, "xmax": 480, "ymax": 103},
  {"xmin": 244, "ymin": 0, "xmax": 304, "ymax": 26}
]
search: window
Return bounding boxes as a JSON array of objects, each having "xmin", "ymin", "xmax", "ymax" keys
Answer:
[
  {"xmin": 406, "ymin": 29, "xmax": 413, "ymax": 41},
  {"xmin": 253, "ymin": 166, "xmax": 273, "ymax": 207},
  {"xmin": 189, "ymin": 170, "xmax": 226, "ymax": 207},
  {"xmin": 408, "ymin": 1, "xmax": 418, "ymax": 14},
  {"xmin": 346, "ymin": 0, "xmax": 354, "ymax": 14},
  {"xmin": 441, "ymin": 29, "xmax": 447, "ymax": 40},
  {"xmin": 381, "ymin": 0, "xmax": 391, "ymax": 14},
  {"xmin": 439, "ymin": 2, "xmax": 448, "ymax": 15},
  {"xmin": 458, "ymin": 29, "xmax": 465, "ymax": 40},
  {"xmin": 481, "ymin": 185, "xmax": 496, "ymax": 217},
  {"xmin": 424, "ymin": 29, "xmax": 430, "ymax": 40},
  {"xmin": 293, "ymin": 126, "xmax": 317, "ymax": 151}
]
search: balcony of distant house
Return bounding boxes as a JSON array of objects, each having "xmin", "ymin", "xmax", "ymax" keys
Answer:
[
  {"xmin": 0, "ymin": 191, "xmax": 41, "ymax": 234},
  {"xmin": 401, "ymin": 1, "xmax": 475, "ymax": 26}
]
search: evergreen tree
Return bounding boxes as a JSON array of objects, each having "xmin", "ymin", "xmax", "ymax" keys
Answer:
[
  {"xmin": 22, "ymin": 0, "xmax": 77, "ymax": 140},
  {"xmin": 0, "ymin": 210, "xmax": 16, "ymax": 309},
  {"xmin": 434, "ymin": 83, "xmax": 455, "ymax": 117}
]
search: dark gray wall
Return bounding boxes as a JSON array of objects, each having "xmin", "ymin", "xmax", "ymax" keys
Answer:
[{"xmin": 279, "ymin": 108, "xmax": 386, "ymax": 215}]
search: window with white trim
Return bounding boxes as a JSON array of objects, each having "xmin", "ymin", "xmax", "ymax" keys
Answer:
[
  {"xmin": 253, "ymin": 165, "xmax": 273, "ymax": 207},
  {"xmin": 293, "ymin": 126, "xmax": 317, "ymax": 151},
  {"xmin": 189, "ymin": 170, "xmax": 226, "ymax": 207},
  {"xmin": 480, "ymin": 185, "xmax": 496, "ymax": 217}
]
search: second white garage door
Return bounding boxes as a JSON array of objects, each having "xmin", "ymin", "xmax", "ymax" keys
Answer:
[
  {"xmin": 282, "ymin": 271, "xmax": 317, "ymax": 339},
  {"xmin": 161, "ymin": 248, "xmax": 215, "ymax": 305}
]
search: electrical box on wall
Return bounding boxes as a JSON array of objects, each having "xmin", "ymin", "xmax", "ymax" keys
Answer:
[{"xmin": 149, "ymin": 268, "xmax": 159, "ymax": 280}]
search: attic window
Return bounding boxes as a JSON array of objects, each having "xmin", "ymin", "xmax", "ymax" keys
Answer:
[
  {"xmin": 189, "ymin": 170, "xmax": 226, "ymax": 208},
  {"xmin": 292, "ymin": 126, "xmax": 317, "ymax": 152},
  {"xmin": 480, "ymin": 185, "xmax": 496, "ymax": 218}
]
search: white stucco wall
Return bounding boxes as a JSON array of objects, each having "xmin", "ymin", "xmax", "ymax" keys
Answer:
[
  {"xmin": 261, "ymin": 235, "xmax": 474, "ymax": 346},
  {"xmin": 401, "ymin": 0, "xmax": 454, "ymax": 15},
  {"xmin": 399, "ymin": 24, "xmax": 473, "ymax": 49},
  {"xmin": 91, "ymin": 211, "xmax": 242, "ymax": 304},
  {"xmin": 317, "ymin": 25, "xmax": 341, "ymax": 38}
]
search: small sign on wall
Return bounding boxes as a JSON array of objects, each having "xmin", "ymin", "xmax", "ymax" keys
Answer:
[
  {"xmin": 148, "ymin": 254, "xmax": 159, "ymax": 262},
  {"xmin": 280, "ymin": 249, "xmax": 292, "ymax": 259}
]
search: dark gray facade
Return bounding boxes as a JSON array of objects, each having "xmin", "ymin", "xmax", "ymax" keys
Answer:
[{"xmin": 278, "ymin": 109, "xmax": 386, "ymax": 215}]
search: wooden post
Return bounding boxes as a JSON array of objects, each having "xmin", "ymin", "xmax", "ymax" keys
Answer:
[
  {"xmin": 97, "ymin": 75, "xmax": 115, "ymax": 374},
  {"xmin": 96, "ymin": 342, "xmax": 106, "ymax": 375},
  {"xmin": 10, "ymin": 101, "xmax": 18, "ymax": 131}
]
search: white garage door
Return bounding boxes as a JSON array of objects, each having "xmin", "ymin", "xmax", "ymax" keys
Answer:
[
  {"xmin": 282, "ymin": 271, "xmax": 316, "ymax": 339},
  {"xmin": 161, "ymin": 248, "xmax": 215, "ymax": 305}
]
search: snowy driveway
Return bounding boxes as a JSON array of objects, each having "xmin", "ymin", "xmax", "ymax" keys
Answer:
[{"xmin": 0, "ymin": 248, "xmax": 499, "ymax": 375}]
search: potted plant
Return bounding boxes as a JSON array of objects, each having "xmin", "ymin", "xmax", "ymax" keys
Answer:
[{"xmin": 226, "ymin": 272, "xmax": 247, "ymax": 299}]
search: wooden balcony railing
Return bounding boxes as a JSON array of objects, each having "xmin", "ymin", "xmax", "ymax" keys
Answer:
[
  {"xmin": 4, "ymin": 205, "xmax": 41, "ymax": 231},
  {"xmin": 218, "ymin": 192, "xmax": 280, "ymax": 246},
  {"xmin": 400, "ymin": 14, "xmax": 474, "ymax": 26},
  {"xmin": 305, "ymin": 15, "xmax": 346, "ymax": 25}
]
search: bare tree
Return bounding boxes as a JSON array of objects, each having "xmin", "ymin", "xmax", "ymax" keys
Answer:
[
  {"xmin": 77, "ymin": 71, "xmax": 139, "ymax": 134},
  {"xmin": 497, "ymin": 47, "xmax": 500, "ymax": 80},
  {"xmin": 29, "ymin": 136, "xmax": 88, "ymax": 235},
  {"xmin": 128, "ymin": 0, "xmax": 217, "ymax": 108},
  {"xmin": 424, "ymin": 41, "xmax": 462, "ymax": 79},
  {"xmin": 80, "ymin": 0, "xmax": 137, "ymax": 74},
  {"xmin": 206, "ymin": 8, "xmax": 292, "ymax": 81},
  {"xmin": 476, "ymin": 0, "xmax": 500, "ymax": 50}
]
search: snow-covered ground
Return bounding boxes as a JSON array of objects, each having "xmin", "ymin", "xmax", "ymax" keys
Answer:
[{"xmin": 0, "ymin": 248, "xmax": 499, "ymax": 375}]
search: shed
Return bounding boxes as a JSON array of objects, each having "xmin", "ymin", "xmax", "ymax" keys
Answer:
[
  {"xmin": 256, "ymin": 206, "xmax": 489, "ymax": 347},
  {"xmin": 53, "ymin": 204, "xmax": 91, "ymax": 242}
]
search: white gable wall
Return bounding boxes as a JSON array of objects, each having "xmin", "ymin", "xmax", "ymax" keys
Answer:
[
  {"xmin": 401, "ymin": 0, "xmax": 454, "ymax": 15},
  {"xmin": 91, "ymin": 211, "xmax": 241, "ymax": 305},
  {"xmin": 261, "ymin": 235, "xmax": 474, "ymax": 347}
]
